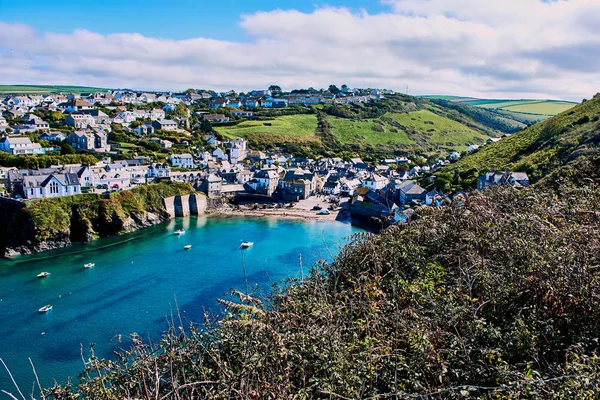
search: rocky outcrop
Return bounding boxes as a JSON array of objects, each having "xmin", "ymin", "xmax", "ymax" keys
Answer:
[{"xmin": 0, "ymin": 182, "xmax": 202, "ymax": 258}]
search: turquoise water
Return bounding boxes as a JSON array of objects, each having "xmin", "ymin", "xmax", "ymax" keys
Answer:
[{"xmin": 0, "ymin": 216, "xmax": 361, "ymax": 392}]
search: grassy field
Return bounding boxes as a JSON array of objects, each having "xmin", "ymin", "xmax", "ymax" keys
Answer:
[
  {"xmin": 0, "ymin": 85, "xmax": 109, "ymax": 94},
  {"xmin": 329, "ymin": 110, "xmax": 487, "ymax": 150},
  {"xmin": 215, "ymin": 114, "xmax": 318, "ymax": 141},
  {"xmin": 421, "ymin": 96, "xmax": 577, "ymax": 117}
]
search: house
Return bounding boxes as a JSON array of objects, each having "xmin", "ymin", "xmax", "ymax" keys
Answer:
[
  {"xmin": 259, "ymin": 98, "xmax": 273, "ymax": 108},
  {"xmin": 231, "ymin": 111, "xmax": 253, "ymax": 118},
  {"xmin": 208, "ymin": 98, "xmax": 228, "ymax": 109},
  {"xmin": 169, "ymin": 154, "xmax": 197, "ymax": 169},
  {"xmin": 225, "ymin": 137, "xmax": 247, "ymax": 164},
  {"xmin": 477, "ymin": 169, "xmax": 530, "ymax": 190},
  {"xmin": 350, "ymin": 187, "xmax": 398, "ymax": 221},
  {"xmin": 147, "ymin": 163, "xmax": 171, "ymax": 179},
  {"xmin": 238, "ymin": 169, "xmax": 253, "ymax": 184},
  {"xmin": 0, "ymin": 136, "xmax": 43, "ymax": 155},
  {"xmin": 272, "ymin": 99, "xmax": 289, "ymax": 108},
  {"xmin": 466, "ymin": 144, "xmax": 480, "ymax": 152},
  {"xmin": 201, "ymin": 174, "xmax": 223, "ymax": 197},
  {"xmin": 212, "ymin": 148, "xmax": 228, "ymax": 161},
  {"xmin": 38, "ymin": 131, "xmax": 66, "ymax": 142},
  {"xmin": 22, "ymin": 173, "xmax": 81, "ymax": 199},
  {"xmin": 152, "ymin": 119, "xmax": 178, "ymax": 131},
  {"xmin": 94, "ymin": 164, "xmax": 131, "ymax": 189},
  {"xmin": 362, "ymin": 174, "xmax": 388, "ymax": 191},
  {"xmin": 134, "ymin": 124, "xmax": 154, "ymax": 135},
  {"xmin": 148, "ymin": 137, "xmax": 173, "ymax": 149},
  {"xmin": 397, "ymin": 181, "xmax": 427, "ymax": 205},
  {"xmin": 323, "ymin": 175, "xmax": 341, "ymax": 195},
  {"xmin": 23, "ymin": 115, "xmax": 50, "ymax": 130},
  {"xmin": 244, "ymin": 98, "xmax": 260, "ymax": 108},
  {"xmin": 79, "ymin": 109, "xmax": 110, "ymax": 124},
  {"xmin": 340, "ymin": 178, "xmax": 362, "ymax": 197},
  {"xmin": 66, "ymin": 114, "xmax": 96, "ymax": 129},
  {"xmin": 65, "ymin": 131, "xmax": 107, "ymax": 151},
  {"xmin": 253, "ymin": 169, "xmax": 280, "ymax": 196},
  {"xmin": 148, "ymin": 109, "xmax": 165, "ymax": 121},
  {"xmin": 203, "ymin": 114, "xmax": 230, "ymax": 123},
  {"xmin": 281, "ymin": 169, "xmax": 317, "ymax": 200}
]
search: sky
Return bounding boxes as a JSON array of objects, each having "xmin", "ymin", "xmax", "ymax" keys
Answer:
[{"xmin": 0, "ymin": 0, "xmax": 598, "ymax": 100}]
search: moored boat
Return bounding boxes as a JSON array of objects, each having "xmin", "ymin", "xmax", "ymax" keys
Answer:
[
  {"xmin": 37, "ymin": 272, "xmax": 51, "ymax": 278},
  {"xmin": 174, "ymin": 229, "xmax": 186, "ymax": 235},
  {"xmin": 240, "ymin": 241, "xmax": 254, "ymax": 249},
  {"xmin": 84, "ymin": 263, "xmax": 95, "ymax": 269},
  {"xmin": 184, "ymin": 245, "xmax": 192, "ymax": 250},
  {"xmin": 38, "ymin": 305, "xmax": 52, "ymax": 313}
]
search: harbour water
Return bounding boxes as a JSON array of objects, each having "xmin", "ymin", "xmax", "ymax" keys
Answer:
[{"xmin": 0, "ymin": 216, "xmax": 361, "ymax": 392}]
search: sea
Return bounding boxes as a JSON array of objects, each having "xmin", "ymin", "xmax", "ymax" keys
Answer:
[{"xmin": 0, "ymin": 216, "xmax": 361, "ymax": 393}]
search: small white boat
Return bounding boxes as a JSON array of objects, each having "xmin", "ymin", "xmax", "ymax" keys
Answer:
[
  {"xmin": 240, "ymin": 241, "xmax": 254, "ymax": 249},
  {"xmin": 184, "ymin": 245, "xmax": 192, "ymax": 250},
  {"xmin": 38, "ymin": 305, "xmax": 52, "ymax": 313},
  {"xmin": 37, "ymin": 272, "xmax": 51, "ymax": 278},
  {"xmin": 84, "ymin": 263, "xmax": 95, "ymax": 269},
  {"xmin": 318, "ymin": 209, "xmax": 331, "ymax": 215},
  {"xmin": 174, "ymin": 229, "xmax": 186, "ymax": 235}
]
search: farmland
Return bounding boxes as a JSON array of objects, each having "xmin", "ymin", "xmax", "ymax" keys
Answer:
[{"xmin": 0, "ymin": 85, "xmax": 109, "ymax": 94}]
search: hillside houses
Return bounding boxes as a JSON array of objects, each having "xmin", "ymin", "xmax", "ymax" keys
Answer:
[{"xmin": 477, "ymin": 169, "xmax": 529, "ymax": 190}]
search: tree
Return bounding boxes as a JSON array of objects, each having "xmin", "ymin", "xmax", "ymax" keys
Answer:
[
  {"xmin": 174, "ymin": 103, "xmax": 188, "ymax": 118},
  {"xmin": 268, "ymin": 85, "xmax": 282, "ymax": 94},
  {"xmin": 328, "ymin": 85, "xmax": 341, "ymax": 95},
  {"xmin": 185, "ymin": 88, "xmax": 196, "ymax": 94},
  {"xmin": 60, "ymin": 143, "xmax": 76, "ymax": 155},
  {"xmin": 199, "ymin": 120, "xmax": 213, "ymax": 134},
  {"xmin": 341, "ymin": 84, "xmax": 348, "ymax": 91}
]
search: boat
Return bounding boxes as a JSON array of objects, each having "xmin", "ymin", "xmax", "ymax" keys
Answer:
[
  {"xmin": 184, "ymin": 245, "xmax": 192, "ymax": 250},
  {"xmin": 37, "ymin": 272, "xmax": 51, "ymax": 278},
  {"xmin": 174, "ymin": 229, "xmax": 186, "ymax": 235},
  {"xmin": 84, "ymin": 263, "xmax": 95, "ymax": 269},
  {"xmin": 318, "ymin": 209, "xmax": 331, "ymax": 215},
  {"xmin": 38, "ymin": 305, "xmax": 52, "ymax": 313},
  {"xmin": 240, "ymin": 241, "xmax": 254, "ymax": 249}
]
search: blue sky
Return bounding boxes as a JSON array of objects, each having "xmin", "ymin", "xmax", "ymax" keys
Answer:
[
  {"xmin": 0, "ymin": 0, "xmax": 388, "ymax": 41},
  {"xmin": 0, "ymin": 0, "xmax": 598, "ymax": 100}
]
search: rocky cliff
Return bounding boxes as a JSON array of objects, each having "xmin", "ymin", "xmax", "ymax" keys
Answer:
[{"xmin": 0, "ymin": 182, "xmax": 202, "ymax": 258}]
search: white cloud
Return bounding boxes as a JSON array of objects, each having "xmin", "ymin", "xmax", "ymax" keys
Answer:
[{"xmin": 0, "ymin": 1, "xmax": 598, "ymax": 100}]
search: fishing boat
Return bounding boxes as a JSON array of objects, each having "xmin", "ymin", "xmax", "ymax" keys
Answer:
[
  {"xmin": 184, "ymin": 245, "xmax": 192, "ymax": 250},
  {"xmin": 174, "ymin": 229, "xmax": 185, "ymax": 235},
  {"xmin": 240, "ymin": 241, "xmax": 254, "ymax": 249},
  {"xmin": 37, "ymin": 272, "xmax": 51, "ymax": 278},
  {"xmin": 84, "ymin": 263, "xmax": 95, "ymax": 269},
  {"xmin": 38, "ymin": 305, "xmax": 52, "ymax": 313}
]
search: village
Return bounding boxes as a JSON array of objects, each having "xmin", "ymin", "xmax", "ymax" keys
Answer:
[{"xmin": 0, "ymin": 88, "xmax": 528, "ymax": 225}]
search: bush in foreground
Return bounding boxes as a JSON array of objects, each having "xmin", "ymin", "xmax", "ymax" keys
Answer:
[{"xmin": 43, "ymin": 185, "xmax": 600, "ymax": 399}]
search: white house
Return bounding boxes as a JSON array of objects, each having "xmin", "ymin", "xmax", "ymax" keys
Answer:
[
  {"xmin": 253, "ymin": 169, "xmax": 280, "ymax": 196},
  {"xmin": 22, "ymin": 173, "xmax": 81, "ymax": 199},
  {"xmin": 169, "ymin": 154, "xmax": 197, "ymax": 169},
  {"xmin": 362, "ymin": 174, "xmax": 389, "ymax": 191},
  {"xmin": 147, "ymin": 163, "xmax": 171, "ymax": 179},
  {"xmin": 0, "ymin": 136, "xmax": 43, "ymax": 155}
]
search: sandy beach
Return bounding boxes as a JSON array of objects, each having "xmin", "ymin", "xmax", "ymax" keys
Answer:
[{"xmin": 205, "ymin": 197, "xmax": 348, "ymax": 222}]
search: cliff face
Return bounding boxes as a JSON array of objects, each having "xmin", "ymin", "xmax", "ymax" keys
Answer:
[{"xmin": 0, "ymin": 182, "xmax": 202, "ymax": 258}]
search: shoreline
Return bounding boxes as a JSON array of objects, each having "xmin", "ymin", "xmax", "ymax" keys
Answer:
[{"xmin": 205, "ymin": 204, "xmax": 346, "ymax": 222}]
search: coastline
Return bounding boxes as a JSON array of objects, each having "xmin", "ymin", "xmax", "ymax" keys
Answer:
[{"xmin": 205, "ymin": 204, "xmax": 345, "ymax": 222}]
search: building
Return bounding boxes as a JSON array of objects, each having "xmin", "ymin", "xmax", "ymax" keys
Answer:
[
  {"xmin": 0, "ymin": 136, "xmax": 43, "ymax": 155},
  {"xmin": 477, "ymin": 169, "xmax": 530, "ymax": 190},
  {"xmin": 362, "ymin": 174, "xmax": 388, "ymax": 191},
  {"xmin": 66, "ymin": 114, "xmax": 96, "ymax": 129},
  {"xmin": 66, "ymin": 131, "xmax": 107, "ymax": 151},
  {"xmin": 147, "ymin": 163, "xmax": 171, "ymax": 179},
  {"xmin": 38, "ymin": 131, "xmax": 66, "ymax": 142},
  {"xmin": 152, "ymin": 119, "xmax": 178, "ymax": 131},
  {"xmin": 202, "ymin": 174, "xmax": 223, "ymax": 197},
  {"xmin": 397, "ymin": 181, "xmax": 427, "ymax": 205},
  {"xmin": 22, "ymin": 173, "xmax": 81, "ymax": 199},
  {"xmin": 253, "ymin": 169, "xmax": 280, "ymax": 196},
  {"xmin": 203, "ymin": 114, "xmax": 230, "ymax": 123},
  {"xmin": 169, "ymin": 154, "xmax": 197, "ymax": 169},
  {"xmin": 231, "ymin": 111, "xmax": 253, "ymax": 118}
]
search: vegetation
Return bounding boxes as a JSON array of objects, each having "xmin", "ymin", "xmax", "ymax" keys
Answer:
[
  {"xmin": 0, "ymin": 152, "xmax": 100, "ymax": 169},
  {"xmin": 442, "ymin": 94, "xmax": 600, "ymax": 184},
  {"xmin": 40, "ymin": 183, "xmax": 600, "ymax": 399},
  {"xmin": 24, "ymin": 182, "xmax": 194, "ymax": 241}
]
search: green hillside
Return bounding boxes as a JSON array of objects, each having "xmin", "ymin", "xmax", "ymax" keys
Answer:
[
  {"xmin": 0, "ymin": 84, "xmax": 109, "ymax": 94},
  {"xmin": 442, "ymin": 93, "xmax": 600, "ymax": 185},
  {"xmin": 217, "ymin": 94, "xmax": 501, "ymax": 158},
  {"xmin": 423, "ymin": 96, "xmax": 578, "ymax": 126}
]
